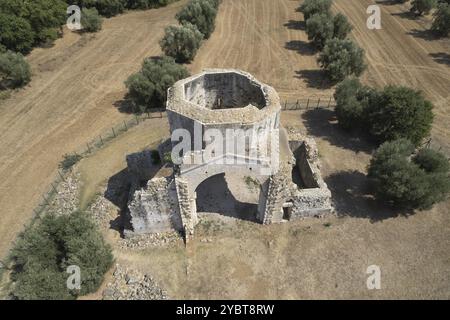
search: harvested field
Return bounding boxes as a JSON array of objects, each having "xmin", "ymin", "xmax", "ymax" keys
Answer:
[
  {"xmin": 0, "ymin": 1, "xmax": 188, "ymax": 258},
  {"xmin": 0, "ymin": 0, "xmax": 449, "ymax": 299},
  {"xmin": 334, "ymin": 0, "xmax": 450, "ymax": 153},
  {"xmin": 189, "ymin": 0, "xmax": 449, "ymax": 151}
]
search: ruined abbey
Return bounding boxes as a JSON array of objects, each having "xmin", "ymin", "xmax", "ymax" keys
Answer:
[{"xmin": 126, "ymin": 69, "xmax": 333, "ymax": 240}]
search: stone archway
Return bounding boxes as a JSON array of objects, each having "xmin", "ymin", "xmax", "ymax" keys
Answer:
[{"xmin": 195, "ymin": 172, "xmax": 260, "ymax": 222}]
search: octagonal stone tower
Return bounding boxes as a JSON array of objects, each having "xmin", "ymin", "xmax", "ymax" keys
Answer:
[
  {"xmin": 166, "ymin": 69, "xmax": 282, "ymax": 235},
  {"xmin": 126, "ymin": 69, "xmax": 333, "ymax": 241}
]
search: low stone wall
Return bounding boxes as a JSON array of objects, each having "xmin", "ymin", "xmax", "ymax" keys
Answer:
[{"xmin": 286, "ymin": 137, "xmax": 333, "ymax": 219}]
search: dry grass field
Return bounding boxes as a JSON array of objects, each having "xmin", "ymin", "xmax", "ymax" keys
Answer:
[{"xmin": 0, "ymin": 0, "xmax": 449, "ymax": 298}]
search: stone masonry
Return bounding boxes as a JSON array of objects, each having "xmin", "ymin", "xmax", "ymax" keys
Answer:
[{"xmin": 127, "ymin": 69, "xmax": 333, "ymax": 240}]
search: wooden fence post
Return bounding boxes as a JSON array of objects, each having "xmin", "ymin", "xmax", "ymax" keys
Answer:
[
  {"xmin": 306, "ymin": 98, "xmax": 310, "ymax": 109},
  {"xmin": 58, "ymin": 170, "xmax": 65, "ymax": 182},
  {"xmin": 112, "ymin": 127, "xmax": 116, "ymax": 138},
  {"xmin": 316, "ymin": 98, "xmax": 321, "ymax": 109},
  {"xmin": 123, "ymin": 120, "xmax": 128, "ymax": 131}
]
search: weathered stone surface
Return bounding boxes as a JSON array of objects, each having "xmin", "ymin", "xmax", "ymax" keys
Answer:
[
  {"xmin": 103, "ymin": 264, "xmax": 168, "ymax": 300},
  {"xmin": 126, "ymin": 70, "xmax": 334, "ymax": 239}
]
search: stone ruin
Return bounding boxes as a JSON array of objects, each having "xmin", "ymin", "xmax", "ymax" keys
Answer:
[{"xmin": 126, "ymin": 69, "xmax": 333, "ymax": 241}]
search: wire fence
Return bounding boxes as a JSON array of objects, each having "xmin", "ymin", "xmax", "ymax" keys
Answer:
[
  {"xmin": 30, "ymin": 97, "xmax": 333, "ymax": 223},
  {"xmin": 30, "ymin": 109, "xmax": 166, "ymax": 224},
  {"xmin": 281, "ymin": 96, "xmax": 336, "ymax": 111}
]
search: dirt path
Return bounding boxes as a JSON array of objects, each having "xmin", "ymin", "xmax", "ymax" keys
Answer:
[{"xmin": 0, "ymin": 2, "xmax": 187, "ymax": 258}]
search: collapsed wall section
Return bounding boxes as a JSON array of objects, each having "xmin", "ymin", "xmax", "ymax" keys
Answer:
[{"xmin": 128, "ymin": 177, "xmax": 183, "ymax": 234}]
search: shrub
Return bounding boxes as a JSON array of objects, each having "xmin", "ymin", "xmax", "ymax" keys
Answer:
[
  {"xmin": 92, "ymin": 0, "xmax": 127, "ymax": 17},
  {"xmin": 332, "ymin": 13, "xmax": 353, "ymax": 40},
  {"xmin": 305, "ymin": 13, "xmax": 334, "ymax": 49},
  {"xmin": 431, "ymin": 3, "xmax": 450, "ymax": 36},
  {"xmin": 163, "ymin": 151, "xmax": 173, "ymax": 164},
  {"xmin": 0, "ymin": 14, "xmax": 34, "ymax": 54},
  {"xmin": 160, "ymin": 23, "xmax": 203, "ymax": 62},
  {"xmin": 59, "ymin": 153, "xmax": 83, "ymax": 171},
  {"xmin": 176, "ymin": 0, "xmax": 218, "ymax": 39},
  {"xmin": 368, "ymin": 139, "xmax": 450, "ymax": 210},
  {"xmin": 299, "ymin": 0, "xmax": 332, "ymax": 21},
  {"xmin": 126, "ymin": 0, "xmax": 176, "ymax": 9},
  {"xmin": 125, "ymin": 56, "xmax": 189, "ymax": 112},
  {"xmin": 0, "ymin": 51, "xmax": 31, "ymax": 89},
  {"xmin": 10, "ymin": 212, "xmax": 113, "ymax": 299},
  {"xmin": 368, "ymin": 86, "xmax": 434, "ymax": 146},
  {"xmin": 410, "ymin": 0, "xmax": 437, "ymax": 15},
  {"xmin": 81, "ymin": 7, "xmax": 103, "ymax": 32},
  {"xmin": 318, "ymin": 38, "xmax": 366, "ymax": 82}
]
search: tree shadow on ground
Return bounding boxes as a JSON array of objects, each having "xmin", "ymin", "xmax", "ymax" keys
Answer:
[
  {"xmin": 284, "ymin": 19, "xmax": 305, "ymax": 30},
  {"xmin": 196, "ymin": 173, "xmax": 258, "ymax": 223},
  {"xmin": 301, "ymin": 108, "xmax": 375, "ymax": 154},
  {"xmin": 285, "ymin": 40, "xmax": 316, "ymax": 56},
  {"xmin": 375, "ymin": 0, "xmax": 402, "ymax": 5},
  {"xmin": 430, "ymin": 52, "xmax": 450, "ymax": 66},
  {"xmin": 407, "ymin": 28, "xmax": 440, "ymax": 41},
  {"xmin": 325, "ymin": 170, "xmax": 411, "ymax": 222},
  {"xmin": 390, "ymin": 11, "xmax": 419, "ymax": 21},
  {"xmin": 104, "ymin": 168, "xmax": 132, "ymax": 236},
  {"xmin": 113, "ymin": 97, "xmax": 135, "ymax": 114},
  {"xmin": 295, "ymin": 70, "xmax": 333, "ymax": 90}
]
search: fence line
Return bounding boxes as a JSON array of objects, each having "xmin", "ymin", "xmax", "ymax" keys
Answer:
[
  {"xmin": 30, "ymin": 109, "xmax": 166, "ymax": 225},
  {"xmin": 32, "ymin": 97, "xmax": 330, "ymax": 221},
  {"xmin": 281, "ymin": 96, "xmax": 336, "ymax": 111}
]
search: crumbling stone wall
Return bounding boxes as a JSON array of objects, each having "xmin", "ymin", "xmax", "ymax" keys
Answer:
[
  {"xmin": 128, "ymin": 177, "xmax": 182, "ymax": 234},
  {"xmin": 125, "ymin": 70, "xmax": 333, "ymax": 239}
]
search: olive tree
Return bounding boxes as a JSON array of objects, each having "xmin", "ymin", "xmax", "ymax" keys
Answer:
[
  {"xmin": 368, "ymin": 139, "xmax": 450, "ymax": 210},
  {"xmin": 176, "ymin": 0, "xmax": 218, "ymax": 39},
  {"xmin": 125, "ymin": 56, "xmax": 189, "ymax": 112},
  {"xmin": 0, "ymin": 50, "xmax": 31, "ymax": 89},
  {"xmin": 299, "ymin": 0, "xmax": 332, "ymax": 21},
  {"xmin": 368, "ymin": 86, "xmax": 434, "ymax": 146},
  {"xmin": 10, "ymin": 212, "xmax": 113, "ymax": 300},
  {"xmin": 410, "ymin": 0, "xmax": 437, "ymax": 15},
  {"xmin": 318, "ymin": 38, "xmax": 366, "ymax": 82},
  {"xmin": 81, "ymin": 7, "xmax": 103, "ymax": 32},
  {"xmin": 431, "ymin": 3, "xmax": 450, "ymax": 36},
  {"xmin": 160, "ymin": 23, "xmax": 203, "ymax": 63}
]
